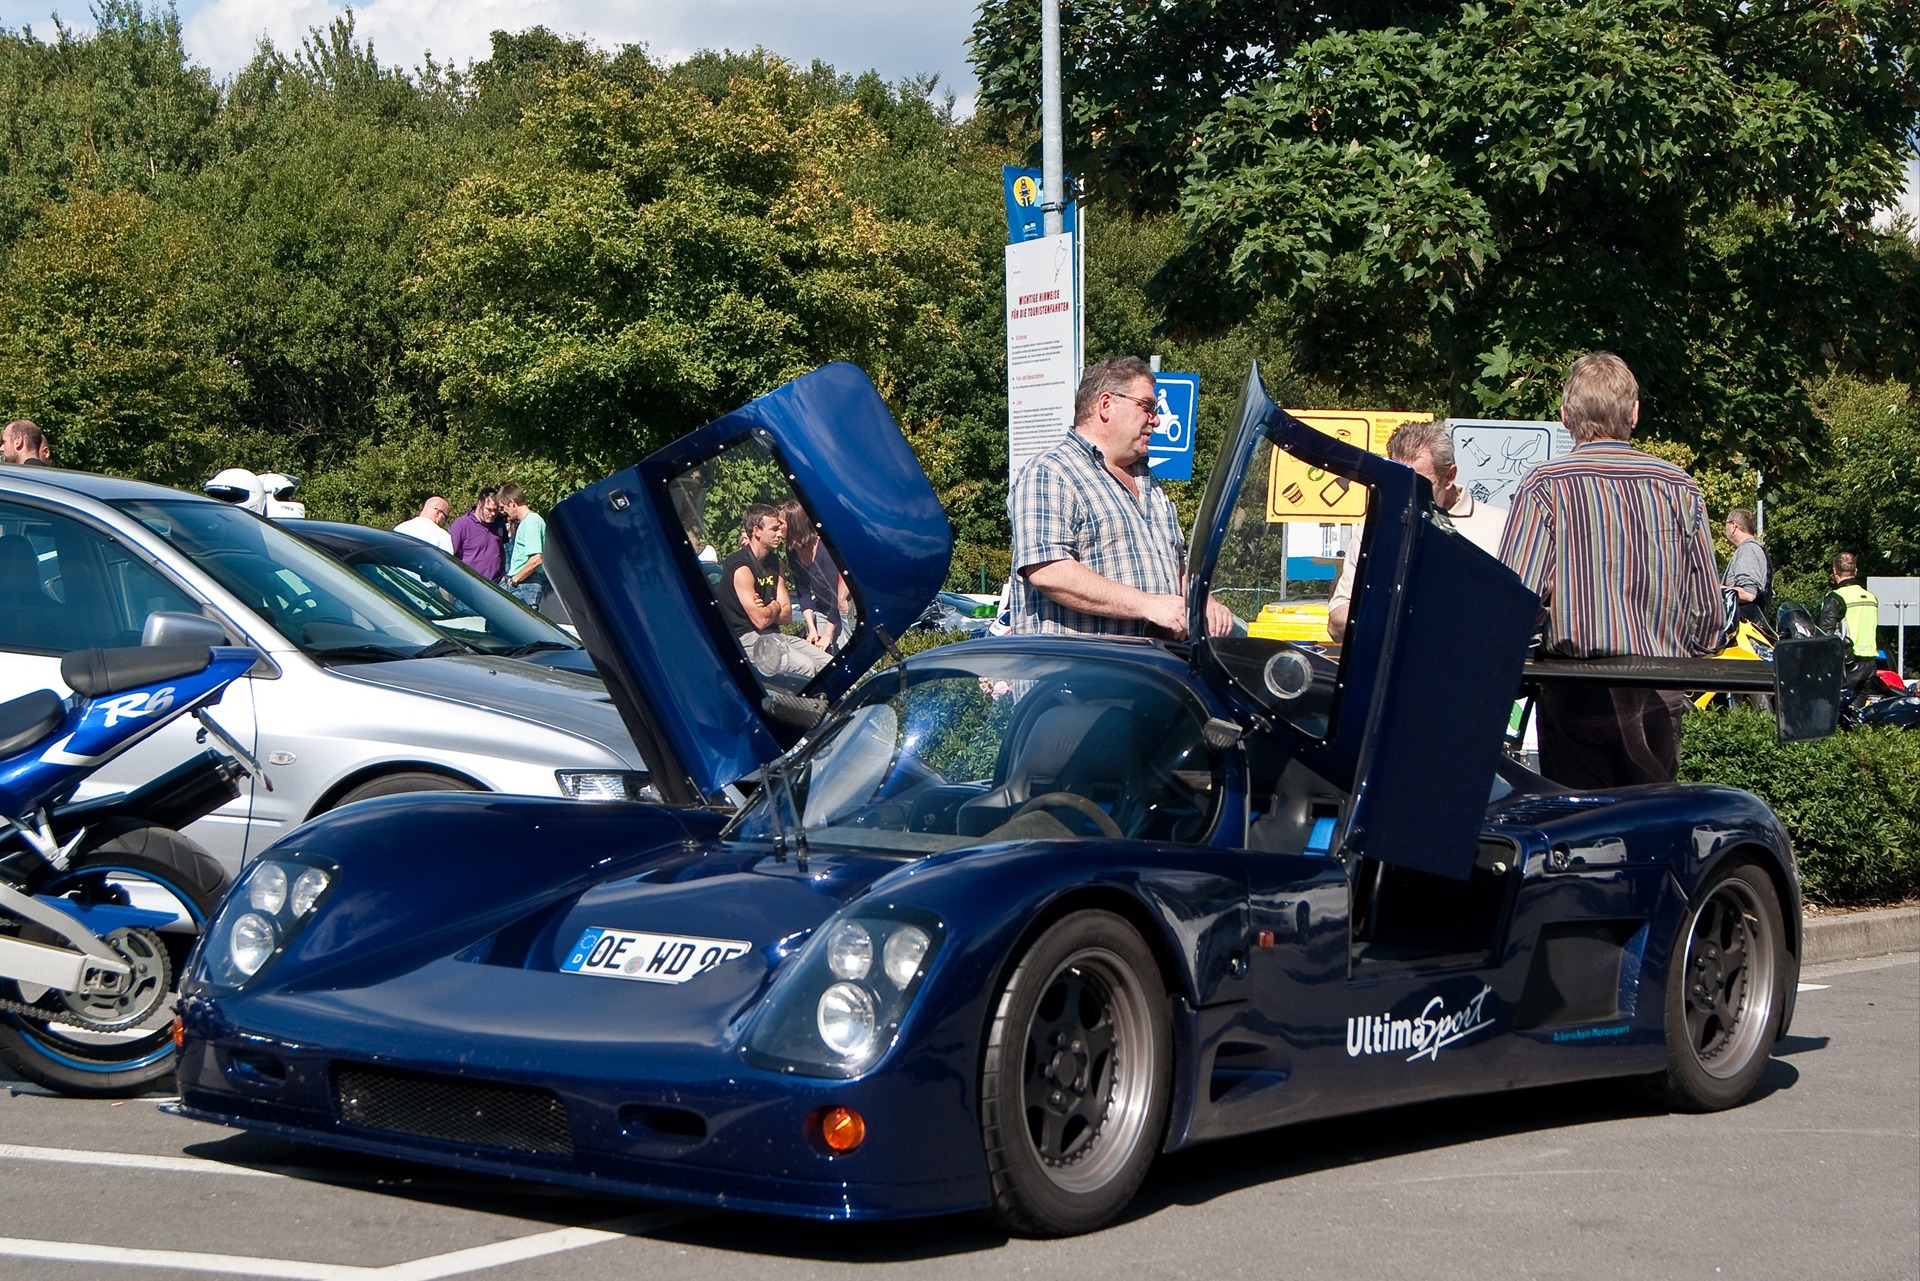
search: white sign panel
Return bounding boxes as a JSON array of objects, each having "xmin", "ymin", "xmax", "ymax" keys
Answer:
[
  {"xmin": 1445, "ymin": 419, "xmax": 1574, "ymax": 509},
  {"xmin": 1005, "ymin": 232, "xmax": 1079, "ymax": 480}
]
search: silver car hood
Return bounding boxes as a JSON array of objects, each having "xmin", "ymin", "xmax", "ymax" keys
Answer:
[{"xmin": 333, "ymin": 654, "xmax": 643, "ymax": 769}]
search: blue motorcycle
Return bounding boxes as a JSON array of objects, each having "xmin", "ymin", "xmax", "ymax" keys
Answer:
[{"xmin": 0, "ymin": 622, "xmax": 261, "ymax": 1095}]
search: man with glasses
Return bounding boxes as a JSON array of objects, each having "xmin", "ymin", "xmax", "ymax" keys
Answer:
[
  {"xmin": 449, "ymin": 487, "xmax": 507, "ymax": 581},
  {"xmin": 1007, "ymin": 355, "xmax": 1234, "ymax": 637}
]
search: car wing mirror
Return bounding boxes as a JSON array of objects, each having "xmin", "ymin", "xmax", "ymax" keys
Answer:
[{"xmin": 1773, "ymin": 634, "xmax": 1847, "ymax": 742}]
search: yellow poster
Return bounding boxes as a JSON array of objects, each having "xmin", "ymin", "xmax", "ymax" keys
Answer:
[{"xmin": 1265, "ymin": 411, "xmax": 1432, "ymax": 523}]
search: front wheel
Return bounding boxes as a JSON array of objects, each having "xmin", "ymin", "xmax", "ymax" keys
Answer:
[
  {"xmin": 1647, "ymin": 861, "xmax": 1787, "ymax": 1112},
  {"xmin": 980, "ymin": 910, "xmax": 1170, "ymax": 1236},
  {"xmin": 0, "ymin": 823, "xmax": 228, "ymax": 1097}
]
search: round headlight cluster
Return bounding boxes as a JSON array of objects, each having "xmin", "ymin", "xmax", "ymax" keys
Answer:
[
  {"xmin": 813, "ymin": 920, "xmax": 933, "ymax": 1061},
  {"xmin": 215, "ymin": 859, "xmax": 333, "ymax": 985}
]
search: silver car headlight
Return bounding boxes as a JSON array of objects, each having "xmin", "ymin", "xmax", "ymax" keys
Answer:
[
  {"xmin": 740, "ymin": 906, "xmax": 943, "ymax": 1079},
  {"xmin": 196, "ymin": 853, "xmax": 337, "ymax": 992},
  {"xmin": 556, "ymin": 769, "xmax": 656, "ymax": 802}
]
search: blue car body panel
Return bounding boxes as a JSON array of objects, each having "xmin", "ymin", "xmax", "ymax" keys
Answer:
[{"xmin": 175, "ymin": 363, "xmax": 1803, "ymax": 1225}]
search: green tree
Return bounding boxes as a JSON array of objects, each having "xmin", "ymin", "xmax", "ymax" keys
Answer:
[
  {"xmin": 412, "ymin": 57, "xmax": 980, "ymax": 480},
  {"xmin": 0, "ymin": 187, "xmax": 243, "ymax": 479},
  {"xmin": 0, "ymin": 0, "xmax": 217, "ymax": 245},
  {"xmin": 973, "ymin": 1, "xmax": 1920, "ymax": 467}
]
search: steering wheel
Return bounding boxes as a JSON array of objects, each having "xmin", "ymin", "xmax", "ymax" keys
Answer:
[{"xmin": 1010, "ymin": 791, "xmax": 1123, "ymax": 839}]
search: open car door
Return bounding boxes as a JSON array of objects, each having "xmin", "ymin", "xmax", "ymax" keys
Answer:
[
  {"xmin": 546, "ymin": 364, "xmax": 952, "ymax": 806},
  {"xmin": 1188, "ymin": 365, "xmax": 1538, "ymax": 880}
]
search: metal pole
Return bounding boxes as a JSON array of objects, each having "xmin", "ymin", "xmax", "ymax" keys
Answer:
[{"xmin": 1041, "ymin": 0, "xmax": 1065, "ymax": 237}]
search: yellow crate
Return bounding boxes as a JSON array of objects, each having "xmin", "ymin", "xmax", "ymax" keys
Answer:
[{"xmin": 1246, "ymin": 602, "xmax": 1332, "ymax": 644}]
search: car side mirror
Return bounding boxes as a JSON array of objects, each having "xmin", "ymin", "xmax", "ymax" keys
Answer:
[{"xmin": 142, "ymin": 611, "xmax": 230, "ymax": 649}]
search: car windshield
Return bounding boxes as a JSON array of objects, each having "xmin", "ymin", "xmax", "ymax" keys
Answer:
[
  {"xmin": 728, "ymin": 650, "xmax": 1224, "ymax": 855},
  {"xmin": 328, "ymin": 536, "xmax": 579, "ymax": 658},
  {"xmin": 115, "ymin": 500, "xmax": 446, "ymax": 661}
]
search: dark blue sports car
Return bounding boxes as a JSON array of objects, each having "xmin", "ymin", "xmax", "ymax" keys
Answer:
[{"xmin": 175, "ymin": 364, "xmax": 1800, "ymax": 1236}]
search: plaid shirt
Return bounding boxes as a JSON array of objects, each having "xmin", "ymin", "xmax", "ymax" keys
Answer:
[
  {"xmin": 1498, "ymin": 440, "xmax": 1722, "ymax": 659},
  {"xmin": 1007, "ymin": 429, "xmax": 1186, "ymax": 636}
]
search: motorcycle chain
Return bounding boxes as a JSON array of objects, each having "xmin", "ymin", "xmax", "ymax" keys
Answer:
[{"xmin": 0, "ymin": 920, "xmax": 175, "ymax": 1033}]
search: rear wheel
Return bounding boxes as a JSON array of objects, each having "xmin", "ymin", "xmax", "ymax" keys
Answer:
[
  {"xmin": 0, "ymin": 823, "xmax": 228, "ymax": 1097},
  {"xmin": 980, "ymin": 911, "xmax": 1170, "ymax": 1236},
  {"xmin": 1648, "ymin": 861, "xmax": 1786, "ymax": 1111},
  {"xmin": 334, "ymin": 771, "xmax": 481, "ymax": 807}
]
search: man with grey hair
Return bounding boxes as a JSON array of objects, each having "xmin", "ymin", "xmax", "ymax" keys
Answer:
[
  {"xmin": 1721, "ymin": 506, "xmax": 1769, "ymax": 626},
  {"xmin": 2, "ymin": 418, "xmax": 50, "ymax": 466},
  {"xmin": 1497, "ymin": 351, "xmax": 1721, "ymax": 789},
  {"xmin": 1007, "ymin": 355, "xmax": 1233, "ymax": 637},
  {"xmin": 1325, "ymin": 419, "xmax": 1507, "ymax": 638}
]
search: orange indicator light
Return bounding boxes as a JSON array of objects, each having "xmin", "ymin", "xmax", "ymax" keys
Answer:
[
  {"xmin": 171, "ymin": 1015, "xmax": 184, "ymax": 1049},
  {"xmin": 820, "ymin": 1106, "xmax": 866, "ymax": 1153}
]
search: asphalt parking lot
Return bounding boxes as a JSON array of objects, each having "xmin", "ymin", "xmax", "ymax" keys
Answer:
[{"xmin": 1, "ymin": 951, "xmax": 1913, "ymax": 1281}]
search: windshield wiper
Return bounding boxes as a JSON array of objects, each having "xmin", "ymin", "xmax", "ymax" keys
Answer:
[
  {"xmin": 312, "ymin": 637, "xmax": 470, "ymax": 665},
  {"xmin": 506, "ymin": 640, "xmax": 576, "ymax": 657},
  {"xmin": 311, "ymin": 643, "xmax": 418, "ymax": 665}
]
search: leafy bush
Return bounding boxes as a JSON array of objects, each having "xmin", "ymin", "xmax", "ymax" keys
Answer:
[
  {"xmin": 1680, "ymin": 707, "xmax": 1920, "ymax": 904},
  {"xmin": 948, "ymin": 541, "xmax": 1011, "ymax": 595}
]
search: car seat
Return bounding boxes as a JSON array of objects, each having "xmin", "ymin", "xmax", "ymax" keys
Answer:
[
  {"xmin": 0, "ymin": 536, "xmax": 66, "ymax": 652},
  {"xmin": 955, "ymin": 702, "xmax": 1137, "ymax": 838}
]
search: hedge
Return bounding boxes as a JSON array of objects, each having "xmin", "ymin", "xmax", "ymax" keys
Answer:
[{"xmin": 1680, "ymin": 707, "xmax": 1920, "ymax": 904}]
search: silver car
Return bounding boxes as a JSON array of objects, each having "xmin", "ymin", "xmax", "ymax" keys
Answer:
[{"xmin": 0, "ymin": 466, "xmax": 650, "ymax": 874}]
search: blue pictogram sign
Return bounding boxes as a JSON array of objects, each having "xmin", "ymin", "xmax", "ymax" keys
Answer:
[
  {"xmin": 1147, "ymin": 373, "xmax": 1198, "ymax": 479},
  {"xmin": 1003, "ymin": 166, "xmax": 1077, "ymax": 243}
]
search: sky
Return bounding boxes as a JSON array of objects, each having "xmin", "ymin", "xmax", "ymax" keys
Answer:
[{"xmin": 0, "ymin": 0, "xmax": 984, "ymax": 107}]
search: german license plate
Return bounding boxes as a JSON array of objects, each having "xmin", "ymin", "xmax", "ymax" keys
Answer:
[{"xmin": 562, "ymin": 928, "xmax": 751, "ymax": 984}]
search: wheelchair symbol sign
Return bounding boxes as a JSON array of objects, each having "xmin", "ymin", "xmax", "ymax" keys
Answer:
[{"xmin": 1148, "ymin": 373, "xmax": 1198, "ymax": 480}]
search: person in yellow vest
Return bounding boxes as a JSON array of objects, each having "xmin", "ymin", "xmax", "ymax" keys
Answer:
[{"xmin": 1816, "ymin": 551, "xmax": 1880, "ymax": 698}]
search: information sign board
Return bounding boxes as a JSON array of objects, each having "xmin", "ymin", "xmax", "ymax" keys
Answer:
[
  {"xmin": 1265, "ymin": 411, "xmax": 1429, "ymax": 523},
  {"xmin": 1147, "ymin": 373, "xmax": 1198, "ymax": 480},
  {"xmin": 1446, "ymin": 419, "xmax": 1573, "ymax": 509},
  {"xmin": 1005, "ymin": 233, "xmax": 1079, "ymax": 479}
]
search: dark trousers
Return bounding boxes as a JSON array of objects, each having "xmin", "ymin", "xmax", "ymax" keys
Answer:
[{"xmin": 1537, "ymin": 684, "xmax": 1688, "ymax": 790}]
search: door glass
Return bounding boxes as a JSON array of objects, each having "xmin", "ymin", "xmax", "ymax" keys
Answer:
[
  {"xmin": 668, "ymin": 432, "xmax": 862, "ymax": 697},
  {"xmin": 1201, "ymin": 444, "xmax": 1375, "ymax": 741},
  {"xmin": 0, "ymin": 499, "xmax": 200, "ymax": 653}
]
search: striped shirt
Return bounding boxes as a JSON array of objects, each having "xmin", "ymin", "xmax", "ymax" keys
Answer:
[
  {"xmin": 1498, "ymin": 440, "xmax": 1722, "ymax": 659},
  {"xmin": 1007, "ymin": 428, "xmax": 1186, "ymax": 636}
]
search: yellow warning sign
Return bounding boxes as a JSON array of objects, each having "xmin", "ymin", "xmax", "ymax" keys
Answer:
[
  {"xmin": 1266, "ymin": 410, "xmax": 1432, "ymax": 523},
  {"xmin": 1011, "ymin": 174, "xmax": 1039, "ymax": 207}
]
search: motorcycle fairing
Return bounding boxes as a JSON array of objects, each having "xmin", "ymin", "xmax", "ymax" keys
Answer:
[
  {"xmin": 1186, "ymin": 365, "xmax": 1538, "ymax": 881},
  {"xmin": 546, "ymin": 364, "xmax": 951, "ymax": 805}
]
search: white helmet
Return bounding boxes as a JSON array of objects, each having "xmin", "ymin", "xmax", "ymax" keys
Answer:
[{"xmin": 205, "ymin": 468, "xmax": 266, "ymax": 514}]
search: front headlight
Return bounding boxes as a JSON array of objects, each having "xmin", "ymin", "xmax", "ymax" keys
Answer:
[
  {"xmin": 556, "ymin": 769, "xmax": 656, "ymax": 802},
  {"xmin": 196, "ymin": 853, "xmax": 336, "ymax": 992},
  {"xmin": 740, "ymin": 905, "xmax": 944, "ymax": 1079}
]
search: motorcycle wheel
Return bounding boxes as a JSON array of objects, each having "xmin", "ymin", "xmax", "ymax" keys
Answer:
[{"xmin": 0, "ymin": 822, "xmax": 228, "ymax": 1097}]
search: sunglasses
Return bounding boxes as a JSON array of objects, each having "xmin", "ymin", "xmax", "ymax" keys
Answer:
[{"xmin": 1110, "ymin": 390, "xmax": 1160, "ymax": 418}]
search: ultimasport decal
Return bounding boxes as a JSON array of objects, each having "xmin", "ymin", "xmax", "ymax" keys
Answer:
[{"xmin": 1347, "ymin": 983, "xmax": 1494, "ymax": 1063}]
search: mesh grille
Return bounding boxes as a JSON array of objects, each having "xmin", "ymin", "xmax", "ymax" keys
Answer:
[{"xmin": 332, "ymin": 1065, "xmax": 573, "ymax": 1157}]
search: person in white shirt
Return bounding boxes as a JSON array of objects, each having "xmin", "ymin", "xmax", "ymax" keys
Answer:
[
  {"xmin": 1327, "ymin": 420, "xmax": 1506, "ymax": 639},
  {"xmin": 393, "ymin": 496, "xmax": 453, "ymax": 553}
]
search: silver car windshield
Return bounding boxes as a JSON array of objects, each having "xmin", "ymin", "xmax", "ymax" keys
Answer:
[
  {"xmin": 116, "ymin": 500, "xmax": 447, "ymax": 661},
  {"xmin": 728, "ymin": 651, "xmax": 1225, "ymax": 854}
]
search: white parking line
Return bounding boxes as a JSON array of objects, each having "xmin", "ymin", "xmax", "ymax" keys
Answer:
[
  {"xmin": 0, "ymin": 1142, "xmax": 280, "ymax": 1178},
  {"xmin": 0, "ymin": 1212, "xmax": 679, "ymax": 1279}
]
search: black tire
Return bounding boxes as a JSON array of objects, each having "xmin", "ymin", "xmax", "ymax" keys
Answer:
[
  {"xmin": 334, "ymin": 770, "xmax": 481, "ymax": 808},
  {"xmin": 981, "ymin": 910, "xmax": 1170, "ymax": 1236},
  {"xmin": 0, "ymin": 823, "xmax": 228, "ymax": 1097},
  {"xmin": 1648, "ymin": 861, "xmax": 1787, "ymax": 1112}
]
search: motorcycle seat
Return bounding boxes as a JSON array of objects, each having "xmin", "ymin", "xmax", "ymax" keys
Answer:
[
  {"xmin": 0, "ymin": 688, "xmax": 64, "ymax": 760},
  {"xmin": 60, "ymin": 644, "xmax": 213, "ymax": 699}
]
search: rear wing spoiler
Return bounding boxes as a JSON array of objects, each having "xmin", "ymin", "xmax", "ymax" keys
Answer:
[{"xmin": 1523, "ymin": 634, "xmax": 1848, "ymax": 742}]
